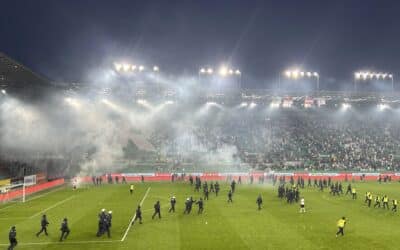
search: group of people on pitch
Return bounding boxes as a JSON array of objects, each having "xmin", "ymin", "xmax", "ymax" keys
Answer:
[
  {"xmin": 7, "ymin": 215, "xmax": 70, "ymax": 249},
  {"xmin": 131, "ymin": 179, "xmax": 268, "ymax": 228},
  {"xmin": 364, "ymin": 191, "xmax": 397, "ymax": 211},
  {"xmin": 97, "ymin": 208, "xmax": 113, "ymax": 238}
]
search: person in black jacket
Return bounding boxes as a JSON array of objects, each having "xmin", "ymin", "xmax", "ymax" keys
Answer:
[
  {"xmin": 256, "ymin": 194, "xmax": 263, "ymax": 210},
  {"xmin": 36, "ymin": 214, "xmax": 49, "ymax": 237},
  {"xmin": 215, "ymin": 182, "xmax": 220, "ymax": 196},
  {"xmin": 133, "ymin": 206, "xmax": 143, "ymax": 224},
  {"xmin": 196, "ymin": 198, "xmax": 204, "ymax": 214},
  {"xmin": 228, "ymin": 190, "xmax": 233, "ymax": 203},
  {"xmin": 152, "ymin": 201, "xmax": 161, "ymax": 219},
  {"xmin": 231, "ymin": 180, "xmax": 236, "ymax": 193},
  {"xmin": 97, "ymin": 209, "xmax": 107, "ymax": 236},
  {"xmin": 59, "ymin": 218, "xmax": 70, "ymax": 242},
  {"xmin": 106, "ymin": 211, "xmax": 112, "ymax": 237},
  {"xmin": 169, "ymin": 196, "xmax": 177, "ymax": 213},
  {"xmin": 8, "ymin": 226, "xmax": 17, "ymax": 250}
]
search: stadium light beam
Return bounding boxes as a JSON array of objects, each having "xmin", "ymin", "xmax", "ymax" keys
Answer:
[
  {"xmin": 123, "ymin": 64, "xmax": 131, "ymax": 72},
  {"xmin": 64, "ymin": 97, "xmax": 82, "ymax": 109},
  {"xmin": 270, "ymin": 101, "xmax": 280, "ymax": 109},
  {"xmin": 342, "ymin": 103, "xmax": 351, "ymax": 111},
  {"xmin": 240, "ymin": 102, "xmax": 248, "ymax": 107},
  {"xmin": 283, "ymin": 69, "xmax": 320, "ymax": 91},
  {"xmin": 219, "ymin": 66, "xmax": 228, "ymax": 77},
  {"xmin": 354, "ymin": 71, "xmax": 394, "ymax": 91},
  {"xmin": 377, "ymin": 103, "xmax": 389, "ymax": 111},
  {"xmin": 101, "ymin": 99, "xmax": 124, "ymax": 113},
  {"xmin": 1, "ymin": 89, "xmax": 6, "ymax": 95},
  {"xmin": 199, "ymin": 67, "xmax": 214, "ymax": 75},
  {"xmin": 114, "ymin": 63, "xmax": 122, "ymax": 72}
]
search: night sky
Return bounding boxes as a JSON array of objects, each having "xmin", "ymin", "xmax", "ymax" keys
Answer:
[{"xmin": 1, "ymin": 0, "xmax": 400, "ymax": 89}]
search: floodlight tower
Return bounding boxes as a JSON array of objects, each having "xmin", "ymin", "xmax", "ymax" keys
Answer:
[
  {"xmin": 281, "ymin": 69, "xmax": 320, "ymax": 91},
  {"xmin": 217, "ymin": 65, "xmax": 242, "ymax": 89},
  {"xmin": 199, "ymin": 67, "xmax": 214, "ymax": 78},
  {"xmin": 354, "ymin": 71, "xmax": 394, "ymax": 91}
]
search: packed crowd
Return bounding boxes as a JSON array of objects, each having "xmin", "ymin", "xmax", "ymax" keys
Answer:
[{"xmin": 148, "ymin": 109, "xmax": 400, "ymax": 171}]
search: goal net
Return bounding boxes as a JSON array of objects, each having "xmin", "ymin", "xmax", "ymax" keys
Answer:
[{"xmin": 0, "ymin": 175, "xmax": 37, "ymax": 203}]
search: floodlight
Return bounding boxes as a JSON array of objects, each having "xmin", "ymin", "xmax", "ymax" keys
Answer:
[
  {"xmin": 219, "ymin": 66, "xmax": 228, "ymax": 76},
  {"xmin": 123, "ymin": 64, "xmax": 131, "ymax": 72},
  {"xmin": 342, "ymin": 103, "xmax": 351, "ymax": 110},
  {"xmin": 114, "ymin": 63, "xmax": 122, "ymax": 71},
  {"xmin": 249, "ymin": 102, "xmax": 257, "ymax": 108},
  {"xmin": 378, "ymin": 103, "xmax": 389, "ymax": 111}
]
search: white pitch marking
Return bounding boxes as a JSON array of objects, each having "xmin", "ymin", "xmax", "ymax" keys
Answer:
[
  {"xmin": 0, "ymin": 240, "xmax": 119, "ymax": 246},
  {"xmin": 0, "ymin": 186, "xmax": 65, "ymax": 211},
  {"xmin": 121, "ymin": 187, "xmax": 151, "ymax": 242},
  {"xmin": 29, "ymin": 196, "xmax": 75, "ymax": 219},
  {"xmin": 26, "ymin": 186, "xmax": 66, "ymax": 202}
]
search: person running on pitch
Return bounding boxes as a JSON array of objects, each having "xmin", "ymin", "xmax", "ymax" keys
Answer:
[
  {"xmin": 351, "ymin": 187, "xmax": 357, "ymax": 199},
  {"xmin": 8, "ymin": 226, "xmax": 17, "ymax": 250},
  {"xmin": 36, "ymin": 214, "xmax": 49, "ymax": 237},
  {"xmin": 383, "ymin": 195, "xmax": 389, "ymax": 209},
  {"xmin": 196, "ymin": 198, "xmax": 204, "ymax": 214},
  {"xmin": 256, "ymin": 194, "xmax": 263, "ymax": 210},
  {"xmin": 130, "ymin": 184, "xmax": 134, "ymax": 195},
  {"xmin": 59, "ymin": 218, "xmax": 70, "ymax": 242},
  {"xmin": 335, "ymin": 217, "xmax": 346, "ymax": 237},
  {"xmin": 152, "ymin": 201, "xmax": 161, "ymax": 219},
  {"xmin": 392, "ymin": 199, "xmax": 398, "ymax": 212},
  {"xmin": 299, "ymin": 197, "xmax": 306, "ymax": 213},
  {"xmin": 169, "ymin": 196, "xmax": 177, "ymax": 213},
  {"xmin": 374, "ymin": 195, "xmax": 381, "ymax": 208},
  {"xmin": 133, "ymin": 205, "xmax": 143, "ymax": 224},
  {"xmin": 227, "ymin": 190, "xmax": 233, "ymax": 203}
]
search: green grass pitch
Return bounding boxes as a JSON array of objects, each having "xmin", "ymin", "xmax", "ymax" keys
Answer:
[{"xmin": 0, "ymin": 181, "xmax": 398, "ymax": 249}]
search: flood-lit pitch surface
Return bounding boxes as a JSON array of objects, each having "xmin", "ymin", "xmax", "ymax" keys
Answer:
[{"xmin": 0, "ymin": 181, "xmax": 398, "ymax": 250}]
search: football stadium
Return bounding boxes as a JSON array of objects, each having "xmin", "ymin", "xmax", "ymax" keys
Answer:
[{"xmin": 1, "ymin": 1, "xmax": 400, "ymax": 249}]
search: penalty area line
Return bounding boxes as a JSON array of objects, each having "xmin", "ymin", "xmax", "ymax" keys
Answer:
[
  {"xmin": 26, "ymin": 186, "xmax": 66, "ymax": 202},
  {"xmin": 29, "ymin": 195, "xmax": 75, "ymax": 219},
  {"xmin": 121, "ymin": 187, "xmax": 151, "ymax": 242}
]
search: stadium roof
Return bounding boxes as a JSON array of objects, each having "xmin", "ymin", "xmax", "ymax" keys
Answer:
[{"xmin": 0, "ymin": 51, "xmax": 58, "ymax": 99}]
